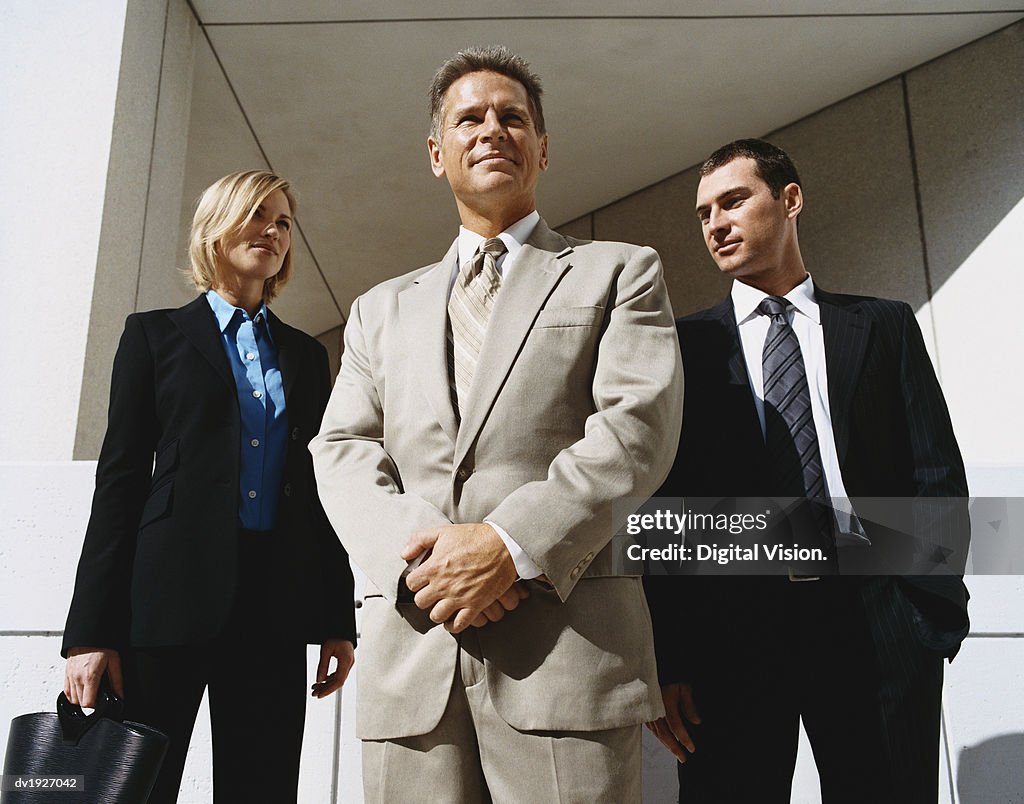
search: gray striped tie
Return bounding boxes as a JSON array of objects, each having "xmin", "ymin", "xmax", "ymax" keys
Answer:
[
  {"xmin": 759, "ymin": 296, "xmax": 833, "ymax": 569},
  {"xmin": 447, "ymin": 237, "xmax": 507, "ymax": 419}
]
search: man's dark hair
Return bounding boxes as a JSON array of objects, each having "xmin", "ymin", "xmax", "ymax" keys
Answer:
[
  {"xmin": 699, "ymin": 138, "xmax": 801, "ymax": 198},
  {"xmin": 429, "ymin": 45, "xmax": 545, "ymax": 141}
]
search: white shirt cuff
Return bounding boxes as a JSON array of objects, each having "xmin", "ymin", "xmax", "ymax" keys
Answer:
[
  {"xmin": 832, "ymin": 497, "xmax": 871, "ymax": 547},
  {"xmin": 486, "ymin": 520, "xmax": 543, "ymax": 579}
]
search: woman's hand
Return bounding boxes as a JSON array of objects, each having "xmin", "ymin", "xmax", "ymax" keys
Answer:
[
  {"xmin": 311, "ymin": 639, "xmax": 355, "ymax": 699},
  {"xmin": 64, "ymin": 647, "xmax": 124, "ymax": 707}
]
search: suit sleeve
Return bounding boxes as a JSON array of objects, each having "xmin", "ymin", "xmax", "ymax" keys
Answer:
[
  {"xmin": 310, "ymin": 297, "xmax": 453, "ymax": 601},
  {"xmin": 897, "ymin": 302, "xmax": 968, "ymax": 500},
  {"xmin": 487, "ymin": 247, "xmax": 684, "ymax": 600},
  {"xmin": 62, "ymin": 315, "xmax": 158, "ymax": 656},
  {"xmin": 310, "ymin": 342, "xmax": 358, "ymax": 643},
  {"xmin": 895, "ymin": 302, "xmax": 971, "ymax": 634},
  {"xmin": 642, "ymin": 574, "xmax": 695, "ymax": 685}
]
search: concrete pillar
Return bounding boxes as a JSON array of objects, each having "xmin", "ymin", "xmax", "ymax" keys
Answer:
[{"xmin": 74, "ymin": 0, "xmax": 198, "ymax": 460}]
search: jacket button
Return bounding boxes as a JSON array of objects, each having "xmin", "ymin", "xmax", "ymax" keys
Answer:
[
  {"xmin": 283, "ymin": 483, "xmax": 293, "ymax": 497},
  {"xmin": 291, "ymin": 427, "xmax": 300, "ymax": 441},
  {"xmin": 570, "ymin": 552, "xmax": 594, "ymax": 580},
  {"xmin": 455, "ymin": 466, "xmax": 471, "ymax": 481}
]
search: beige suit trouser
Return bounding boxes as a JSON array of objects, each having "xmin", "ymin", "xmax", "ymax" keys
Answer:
[{"xmin": 361, "ymin": 630, "xmax": 642, "ymax": 804}]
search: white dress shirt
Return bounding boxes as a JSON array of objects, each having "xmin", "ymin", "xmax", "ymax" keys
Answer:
[
  {"xmin": 449, "ymin": 209, "xmax": 541, "ymax": 292},
  {"xmin": 447, "ymin": 209, "xmax": 545, "ymax": 579},
  {"xmin": 732, "ymin": 275, "xmax": 867, "ymax": 544}
]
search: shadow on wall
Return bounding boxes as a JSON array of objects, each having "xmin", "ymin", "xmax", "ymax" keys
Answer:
[
  {"xmin": 957, "ymin": 733, "xmax": 1024, "ymax": 803},
  {"xmin": 906, "ymin": 23, "xmax": 1024, "ymax": 302}
]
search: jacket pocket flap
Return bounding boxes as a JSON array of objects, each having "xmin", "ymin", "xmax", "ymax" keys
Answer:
[
  {"xmin": 533, "ymin": 306, "xmax": 604, "ymax": 329},
  {"xmin": 139, "ymin": 480, "xmax": 174, "ymax": 529}
]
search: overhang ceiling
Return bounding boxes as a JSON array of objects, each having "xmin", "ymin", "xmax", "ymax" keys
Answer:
[{"xmin": 162, "ymin": 2, "xmax": 1023, "ymax": 336}]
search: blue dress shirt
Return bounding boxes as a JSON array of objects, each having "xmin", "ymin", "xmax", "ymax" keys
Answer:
[{"xmin": 206, "ymin": 290, "xmax": 288, "ymax": 531}]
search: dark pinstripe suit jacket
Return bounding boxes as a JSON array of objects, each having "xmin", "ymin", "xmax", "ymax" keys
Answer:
[{"xmin": 645, "ymin": 286, "xmax": 970, "ymax": 683}]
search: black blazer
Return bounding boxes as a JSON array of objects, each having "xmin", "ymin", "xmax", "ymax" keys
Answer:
[
  {"xmin": 646, "ymin": 287, "xmax": 969, "ymax": 681},
  {"xmin": 63, "ymin": 295, "xmax": 356, "ymax": 653}
]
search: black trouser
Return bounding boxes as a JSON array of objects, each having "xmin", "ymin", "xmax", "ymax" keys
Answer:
[
  {"xmin": 123, "ymin": 530, "xmax": 308, "ymax": 804},
  {"xmin": 676, "ymin": 576, "xmax": 944, "ymax": 804}
]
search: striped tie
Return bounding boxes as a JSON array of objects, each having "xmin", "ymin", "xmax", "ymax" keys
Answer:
[
  {"xmin": 759, "ymin": 296, "xmax": 835, "ymax": 572},
  {"xmin": 447, "ymin": 237, "xmax": 506, "ymax": 419}
]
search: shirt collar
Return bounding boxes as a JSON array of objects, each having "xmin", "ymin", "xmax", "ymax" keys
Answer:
[
  {"xmin": 205, "ymin": 289, "xmax": 274, "ymax": 342},
  {"xmin": 456, "ymin": 209, "xmax": 541, "ymax": 274},
  {"xmin": 731, "ymin": 273, "xmax": 820, "ymax": 326}
]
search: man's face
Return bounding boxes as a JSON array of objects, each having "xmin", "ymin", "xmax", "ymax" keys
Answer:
[
  {"xmin": 428, "ymin": 70, "xmax": 548, "ymax": 219},
  {"xmin": 694, "ymin": 157, "xmax": 800, "ymax": 286}
]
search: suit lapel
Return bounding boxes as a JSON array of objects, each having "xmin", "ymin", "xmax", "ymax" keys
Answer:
[
  {"xmin": 709, "ymin": 298, "xmax": 751, "ymax": 392},
  {"xmin": 816, "ymin": 287, "xmax": 871, "ymax": 463},
  {"xmin": 454, "ymin": 220, "xmax": 573, "ymax": 469},
  {"xmin": 169, "ymin": 295, "xmax": 233, "ymax": 388},
  {"xmin": 398, "ymin": 241, "xmax": 461, "ymax": 445},
  {"xmin": 709, "ymin": 297, "xmax": 765, "ymax": 449},
  {"xmin": 268, "ymin": 309, "xmax": 300, "ymax": 401}
]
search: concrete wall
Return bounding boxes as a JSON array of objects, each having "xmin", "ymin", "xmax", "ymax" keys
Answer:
[{"xmin": 0, "ymin": 0, "xmax": 130, "ymax": 461}]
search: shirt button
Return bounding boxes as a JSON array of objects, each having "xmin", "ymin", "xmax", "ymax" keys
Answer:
[
  {"xmin": 246, "ymin": 352, "xmax": 256, "ymax": 361},
  {"xmin": 248, "ymin": 490, "xmax": 257, "ymax": 499},
  {"xmin": 283, "ymin": 483, "xmax": 293, "ymax": 497},
  {"xmin": 252, "ymin": 390, "xmax": 262, "ymax": 399},
  {"xmin": 250, "ymin": 438, "xmax": 260, "ymax": 447},
  {"xmin": 291, "ymin": 427, "xmax": 300, "ymax": 441},
  {"xmin": 455, "ymin": 466, "xmax": 471, "ymax": 481}
]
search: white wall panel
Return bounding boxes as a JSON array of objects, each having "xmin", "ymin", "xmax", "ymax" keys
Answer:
[{"xmin": 0, "ymin": 0, "xmax": 129, "ymax": 461}]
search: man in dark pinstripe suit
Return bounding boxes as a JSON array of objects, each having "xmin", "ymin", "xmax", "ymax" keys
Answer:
[{"xmin": 644, "ymin": 139, "xmax": 969, "ymax": 804}]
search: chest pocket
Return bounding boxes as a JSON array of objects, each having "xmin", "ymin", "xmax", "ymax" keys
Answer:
[{"xmin": 533, "ymin": 305, "xmax": 604, "ymax": 329}]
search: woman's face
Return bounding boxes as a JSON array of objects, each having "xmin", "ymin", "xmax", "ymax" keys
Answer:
[{"xmin": 217, "ymin": 188, "xmax": 292, "ymax": 287}]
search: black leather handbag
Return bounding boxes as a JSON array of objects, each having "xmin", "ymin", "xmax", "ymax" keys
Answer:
[{"xmin": 1, "ymin": 683, "xmax": 168, "ymax": 803}]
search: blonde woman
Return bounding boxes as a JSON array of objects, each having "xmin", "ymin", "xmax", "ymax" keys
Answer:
[{"xmin": 63, "ymin": 170, "xmax": 355, "ymax": 803}]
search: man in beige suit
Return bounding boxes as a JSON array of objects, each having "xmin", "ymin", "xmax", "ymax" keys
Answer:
[{"xmin": 311, "ymin": 45, "xmax": 682, "ymax": 803}]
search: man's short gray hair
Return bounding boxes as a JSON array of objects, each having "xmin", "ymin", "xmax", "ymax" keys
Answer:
[{"xmin": 428, "ymin": 45, "xmax": 545, "ymax": 141}]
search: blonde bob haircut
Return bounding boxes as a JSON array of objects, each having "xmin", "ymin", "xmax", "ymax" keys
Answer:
[{"xmin": 187, "ymin": 170, "xmax": 297, "ymax": 302}]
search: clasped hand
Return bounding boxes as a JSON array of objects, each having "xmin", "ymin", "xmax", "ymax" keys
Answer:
[{"xmin": 401, "ymin": 523, "xmax": 528, "ymax": 633}]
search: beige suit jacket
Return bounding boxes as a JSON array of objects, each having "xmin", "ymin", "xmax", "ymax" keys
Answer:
[{"xmin": 311, "ymin": 219, "xmax": 683, "ymax": 740}]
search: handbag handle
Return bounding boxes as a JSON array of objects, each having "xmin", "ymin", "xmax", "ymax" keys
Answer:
[{"xmin": 57, "ymin": 676, "xmax": 125, "ymax": 745}]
